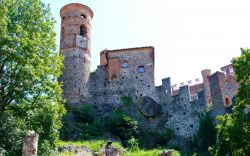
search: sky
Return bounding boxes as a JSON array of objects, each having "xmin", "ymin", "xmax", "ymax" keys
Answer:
[{"xmin": 43, "ymin": 0, "xmax": 250, "ymax": 86}]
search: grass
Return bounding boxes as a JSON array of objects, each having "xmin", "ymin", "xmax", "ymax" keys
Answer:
[
  {"xmin": 124, "ymin": 149, "xmax": 181, "ymax": 156},
  {"xmin": 56, "ymin": 139, "xmax": 122, "ymax": 152},
  {"xmin": 56, "ymin": 140, "xmax": 181, "ymax": 156},
  {"xmin": 57, "ymin": 152, "xmax": 75, "ymax": 156}
]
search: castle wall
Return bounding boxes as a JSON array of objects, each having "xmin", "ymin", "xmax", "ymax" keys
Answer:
[{"xmin": 162, "ymin": 84, "xmax": 205, "ymax": 138}]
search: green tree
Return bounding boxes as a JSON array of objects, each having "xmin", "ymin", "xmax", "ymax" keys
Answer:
[
  {"xmin": 107, "ymin": 109, "xmax": 138, "ymax": 148},
  {"xmin": 190, "ymin": 113, "xmax": 216, "ymax": 154},
  {"xmin": 0, "ymin": 0, "xmax": 65, "ymax": 154},
  {"xmin": 210, "ymin": 48, "xmax": 250, "ymax": 156}
]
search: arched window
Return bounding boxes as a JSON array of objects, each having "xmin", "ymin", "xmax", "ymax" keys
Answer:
[
  {"xmin": 138, "ymin": 66, "xmax": 145, "ymax": 73},
  {"xmin": 81, "ymin": 14, "xmax": 86, "ymax": 19},
  {"xmin": 80, "ymin": 25, "xmax": 86, "ymax": 37}
]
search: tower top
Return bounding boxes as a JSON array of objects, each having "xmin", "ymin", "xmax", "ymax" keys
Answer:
[{"xmin": 60, "ymin": 3, "xmax": 94, "ymax": 19}]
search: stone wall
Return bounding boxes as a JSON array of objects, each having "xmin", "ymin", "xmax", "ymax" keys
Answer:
[
  {"xmin": 156, "ymin": 78, "xmax": 205, "ymax": 139},
  {"xmin": 59, "ymin": 3, "xmax": 93, "ymax": 103}
]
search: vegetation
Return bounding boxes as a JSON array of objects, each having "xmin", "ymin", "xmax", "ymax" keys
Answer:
[
  {"xmin": 209, "ymin": 48, "xmax": 250, "ymax": 155},
  {"xmin": 56, "ymin": 140, "xmax": 122, "ymax": 152},
  {"xmin": 188, "ymin": 112, "xmax": 216, "ymax": 154},
  {"xmin": 60, "ymin": 104, "xmax": 104, "ymax": 140},
  {"xmin": 124, "ymin": 149, "xmax": 181, "ymax": 156},
  {"xmin": 121, "ymin": 96, "xmax": 133, "ymax": 106},
  {"xmin": 0, "ymin": 0, "xmax": 65, "ymax": 154},
  {"xmin": 138, "ymin": 128, "xmax": 174, "ymax": 148},
  {"xmin": 107, "ymin": 109, "xmax": 138, "ymax": 148}
]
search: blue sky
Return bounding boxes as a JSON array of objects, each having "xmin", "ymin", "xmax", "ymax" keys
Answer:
[{"xmin": 43, "ymin": 0, "xmax": 250, "ymax": 86}]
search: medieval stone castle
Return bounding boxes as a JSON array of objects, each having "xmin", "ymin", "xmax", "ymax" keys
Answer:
[{"xmin": 59, "ymin": 3, "xmax": 239, "ymax": 140}]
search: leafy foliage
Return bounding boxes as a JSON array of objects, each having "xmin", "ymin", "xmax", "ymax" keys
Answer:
[
  {"xmin": 209, "ymin": 48, "xmax": 250, "ymax": 156},
  {"xmin": 0, "ymin": 112, "xmax": 25, "ymax": 155},
  {"xmin": 60, "ymin": 104, "xmax": 105, "ymax": 140},
  {"xmin": 107, "ymin": 109, "xmax": 138, "ymax": 148},
  {"xmin": 138, "ymin": 128, "xmax": 174, "ymax": 148},
  {"xmin": 232, "ymin": 48, "xmax": 250, "ymax": 102},
  {"xmin": 0, "ymin": 0, "xmax": 65, "ymax": 154},
  {"xmin": 121, "ymin": 96, "xmax": 133, "ymax": 106},
  {"xmin": 188, "ymin": 113, "xmax": 216, "ymax": 154}
]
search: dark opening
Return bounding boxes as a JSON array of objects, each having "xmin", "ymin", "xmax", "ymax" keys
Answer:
[
  {"xmin": 225, "ymin": 97, "xmax": 230, "ymax": 106},
  {"xmin": 80, "ymin": 25, "xmax": 86, "ymax": 37},
  {"xmin": 81, "ymin": 14, "xmax": 86, "ymax": 19}
]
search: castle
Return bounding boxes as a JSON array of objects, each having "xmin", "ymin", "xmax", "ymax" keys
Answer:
[{"xmin": 59, "ymin": 3, "xmax": 239, "ymax": 140}]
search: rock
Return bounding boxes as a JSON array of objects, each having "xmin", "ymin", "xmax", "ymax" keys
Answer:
[
  {"xmin": 139, "ymin": 96, "xmax": 161, "ymax": 117},
  {"xmin": 98, "ymin": 142, "xmax": 125, "ymax": 156},
  {"xmin": 160, "ymin": 151, "xmax": 172, "ymax": 156}
]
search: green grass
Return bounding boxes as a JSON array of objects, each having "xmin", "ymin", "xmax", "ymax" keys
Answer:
[
  {"xmin": 57, "ymin": 152, "xmax": 75, "ymax": 156},
  {"xmin": 124, "ymin": 149, "xmax": 181, "ymax": 156},
  {"xmin": 56, "ymin": 140, "xmax": 122, "ymax": 152},
  {"xmin": 56, "ymin": 140, "xmax": 181, "ymax": 156}
]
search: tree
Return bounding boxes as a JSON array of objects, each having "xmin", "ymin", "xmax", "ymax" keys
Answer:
[
  {"xmin": 210, "ymin": 48, "xmax": 250, "ymax": 156},
  {"xmin": 0, "ymin": 0, "xmax": 65, "ymax": 154},
  {"xmin": 190, "ymin": 113, "xmax": 216, "ymax": 153}
]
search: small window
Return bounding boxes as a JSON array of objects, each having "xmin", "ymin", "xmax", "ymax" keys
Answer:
[
  {"xmin": 225, "ymin": 97, "xmax": 230, "ymax": 106},
  {"xmin": 81, "ymin": 14, "xmax": 86, "ymax": 19},
  {"xmin": 80, "ymin": 25, "xmax": 86, "ymax": 37},
  {"xmin": 122, "ymin": 62, "xmax": 128, "ymax": 68},
  {"xmin": 138, "ymin": 66, "xmax": 145, "ymax": 73}
]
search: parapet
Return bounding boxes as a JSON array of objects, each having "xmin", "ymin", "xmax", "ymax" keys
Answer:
[{"xmin": 60, "ymin": 3, "xmax": 93, "ymax": 19}]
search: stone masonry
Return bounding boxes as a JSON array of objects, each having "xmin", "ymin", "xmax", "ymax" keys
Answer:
[{"xmin": 59, "ymin": 3, "xmax": 240, "ymax": 140}]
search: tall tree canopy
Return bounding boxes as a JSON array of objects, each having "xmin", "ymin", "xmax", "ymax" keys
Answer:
[
  {"xmin": 210, "ymin": 48, "xmax": 250, "ymax": 156},
  {"xmin": 0, "ymin": 0, "xmax": 65, "ymax": 154}
]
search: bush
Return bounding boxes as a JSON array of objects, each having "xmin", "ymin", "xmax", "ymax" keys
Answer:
[
  {"xmin": 138, "ymin": 128, "xmax": 174, "ymax": 148},
  {"xmin": 188, "ymin": 112, "xmax": 216, "ymax": 153},
  {"xmin": 0, "ymin": 112, "xmax": 25, "ymax": 155},
  {"xmin": 60, "ymin": 104, "xmax": 105, "ymax": 140},
  {"xmin": 121, "ymin": 96, "xmax": 132, "ymax": 106},
  {"xmin": 106, "ymin": 109, "xmax": 138, "ymax": 147}
]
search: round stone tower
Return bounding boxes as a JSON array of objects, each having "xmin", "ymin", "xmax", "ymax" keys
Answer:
[
  {"xmin": 60, "ymin": 3, "xmax": 93, "ymax": 103},
  {"xmin": 201, "ymin": 69, "xmax": 212, "ymax": 105}
]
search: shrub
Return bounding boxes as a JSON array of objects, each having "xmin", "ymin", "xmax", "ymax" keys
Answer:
[
  {"xmin": 60, "ymin": 104, "xmax": 105, "ymax": 140},
  {"xmin": 188, "ymin": 112, "xmax": 216, "ymax": 153},
  {"xmin": 0, "ymin": 112, "xmax": 25, "ymax": 155},
  {"xmin": 121, "ymin": 96, "xmax": 133, "ymax": 106},
  {"xmin": 106, "ymin": 109, "xmax": 138, "ymax": 147},
  {"xmin": 138, "ymin": 128, "xmax": 174, "ymax": 148}
]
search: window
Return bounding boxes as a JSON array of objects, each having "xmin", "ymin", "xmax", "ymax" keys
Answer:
[
  {"xmin": 225, "ymin": 97, "xmax": 230, "ymax": 106},
  {"xmin": 81, "ymin": 14, "xmax": 86, "ymax": 19},
  {"xmin": 138, "ymin": 66, "xmax": 145, "ymax": 73},
  {"xmin": 80, "ymin": 25, "xmax": 86, "ymax": 37},
  {"xmin": 122, "ymin": 62, "xmax": 128, "ymax": 68}
]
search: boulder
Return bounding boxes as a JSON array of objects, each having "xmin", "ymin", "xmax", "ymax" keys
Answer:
[
  {"xmin": 139, "ymin": 96, "xmax": 161, "ymax": 117},
  {"xmin": 98, "ymin": 142, "xmax": 125, "ymax": 156}
]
